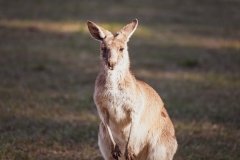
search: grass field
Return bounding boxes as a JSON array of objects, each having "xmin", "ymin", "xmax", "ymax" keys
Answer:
[{"xmin": 0, "ymin": 0, "xmax": 240, "ymax": 159}]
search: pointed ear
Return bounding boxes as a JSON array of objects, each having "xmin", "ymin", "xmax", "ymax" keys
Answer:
[
  {"xmin": 119, "ymin": 19, "xmax": 138, "ymax": 41},
  {"xmin": 87, "ymin": 21, "xmax": 109, "ymax": 41}
]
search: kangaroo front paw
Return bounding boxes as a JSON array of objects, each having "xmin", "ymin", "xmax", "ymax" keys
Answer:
[
  {"xmin": 125, "ymin": 147, "xmax": 136, "ymax": 160},
  {"xmin": 111, "ymin": 144, "xmax": 122, "ymax": 160}
]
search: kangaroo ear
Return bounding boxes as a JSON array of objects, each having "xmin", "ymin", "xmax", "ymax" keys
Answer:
[
  {"xmin": 87, "ymin": 21, "xmax": 109, "ymax": 41},
  {"xmin": 119, "ymin": 19, "xmax": 138, "ymax": 41}
]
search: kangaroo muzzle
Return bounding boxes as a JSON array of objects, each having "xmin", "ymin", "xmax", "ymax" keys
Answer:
[{"xmin": 107, "ymin": 51, "xmax": 117, "ymax": 70}]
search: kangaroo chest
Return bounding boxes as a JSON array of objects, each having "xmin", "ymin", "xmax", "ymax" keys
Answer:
[
  {"xmin": 94, "ymin": 72, "xmax": 136, "ymax": 124},
  {"xmin": 97, "ymin": 86, "xmax": 133, "ymax": 121}
]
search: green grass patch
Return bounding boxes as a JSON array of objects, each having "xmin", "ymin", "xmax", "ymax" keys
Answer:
[{"xmin": 179, "ymin": 58, "xmax": 199, "ymax": 68}]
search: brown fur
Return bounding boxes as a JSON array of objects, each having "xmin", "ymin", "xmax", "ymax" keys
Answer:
[{"xmin": 87, "ymin": 19, "xmax": 177, "ymax": 160}]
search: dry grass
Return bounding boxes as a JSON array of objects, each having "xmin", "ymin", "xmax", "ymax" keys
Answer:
[{"xmin": 0, "ymin": 0, "xmax": 240, "ymax": 159}]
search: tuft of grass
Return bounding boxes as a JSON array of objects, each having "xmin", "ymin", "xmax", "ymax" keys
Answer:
[
  {"xmin": 179, "ymin": 58, "xmax": 199, "ymax": 68},
  {"xmin": 32, "ymin": 64, "xmax": 47, "ymax": 71},
  {"xmin": 0, "ymin": 145, "xmax": 30, "ymax": 160}
]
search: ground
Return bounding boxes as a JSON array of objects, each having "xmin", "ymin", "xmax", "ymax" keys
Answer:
[{"xmin": 0, "ymin": 0, "xmax": 240, "ymax": 159}]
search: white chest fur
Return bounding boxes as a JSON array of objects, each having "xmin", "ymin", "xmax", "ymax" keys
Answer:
[{"xmin": 94, "ymin": 70, "xmax": 134, "ymax": 124}]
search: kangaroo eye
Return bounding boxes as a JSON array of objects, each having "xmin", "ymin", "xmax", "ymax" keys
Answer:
[
  {"xmin": 101, "ymin": 47, "xmax": 107, "ymax": 52},
  {"xmin": 101, "ymin": 47, "xmax": 107, "ymax": 58},
  {"xmin": 119, "ymin": 48, "xmax": 124, "ymax": 52}
]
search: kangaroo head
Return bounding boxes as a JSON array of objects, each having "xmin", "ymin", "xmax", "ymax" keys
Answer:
[{"xmin": 87, "ymin": 19, "xmax": 138, "ymax": 71}]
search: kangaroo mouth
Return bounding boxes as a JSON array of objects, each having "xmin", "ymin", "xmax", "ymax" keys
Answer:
[
  {"xmin": 108, "ymin": 66, "xmax": 114, "ymax": 70},
  {"xmin": 107, "ymin": 65, "xmax": 114, "ymax": 70}
]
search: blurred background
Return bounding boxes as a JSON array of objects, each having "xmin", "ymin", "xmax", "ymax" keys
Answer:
[{"xmin": 0, "ymin": 0, "xmax": 239, "ymax": 159}]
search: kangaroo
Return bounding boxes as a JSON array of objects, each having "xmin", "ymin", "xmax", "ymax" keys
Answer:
[{"xmin": 87, "ymin": 19, "xmax": 177, "ymax": 160}]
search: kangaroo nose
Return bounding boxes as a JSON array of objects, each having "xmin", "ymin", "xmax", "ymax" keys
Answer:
[
  {"xmin": 107, "ymin": 61, "xmax": 115, "ymax": 70},
  {"xmin": 107, "ymin": 61, "xmax": 111, "ymax": 68},
  {"xmin": 107, "ymin": 51, "xmax": 117, "ymax": 70}
]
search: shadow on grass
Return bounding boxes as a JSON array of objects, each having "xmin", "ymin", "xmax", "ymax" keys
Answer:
[{"xmin": 0, "ymin": 114, "xmax": 102, "ymax": 159}]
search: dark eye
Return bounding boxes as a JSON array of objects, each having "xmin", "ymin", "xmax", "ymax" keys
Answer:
[
  {"xmin": 101, "ymin": 47, "xmax": 107, "ymax": 52},
  {"xmin": 101, "ymin": 47, "xmax": 107, "ymax": 58},
  {"xmin": 119, "ymin": 48, "xmax": 124, "ymax": 52}
]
